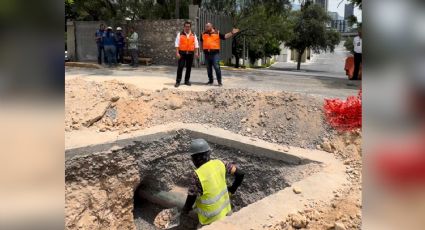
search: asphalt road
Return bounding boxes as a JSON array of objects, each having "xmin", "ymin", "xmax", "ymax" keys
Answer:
[{"xmin": 65, "ymin": 45, "xmax": 361, "ymax": 99}]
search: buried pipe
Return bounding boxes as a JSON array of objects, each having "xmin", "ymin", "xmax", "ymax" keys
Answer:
[{"xmin": 138, "ymin": 189, "xmax": 186, "ymax": 210}]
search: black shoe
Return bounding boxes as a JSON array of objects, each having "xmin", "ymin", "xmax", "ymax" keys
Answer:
[
  {"xmin": 175, "ymin": 83, "xmax": 180, "ymax": 88},
  {"xmin": 218, "ymin": 83, "xmax": 223, "ymax": 87},
  {"xmin": 184, "ymin": 82, "xmax": 192, "ymax": 86}
]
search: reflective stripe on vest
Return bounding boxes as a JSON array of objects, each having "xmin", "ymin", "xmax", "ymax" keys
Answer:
[
  {"xmin": 194, "ymin": 198, "xmax": 230, "ymax": 219},
  {"xmin": 195, "ymin": 159, "xmax": 231, "ymax": 225},
  {"xmin": 202, "ymin": 33, "xmax": 220, "ymax": 50},
  {"xmin": 179, "ymin": 32, "xmax": 196, "ymax": 51},
  {"xmin": 198, "ymin": 187, "xmax": 228, "ymax": 205}
]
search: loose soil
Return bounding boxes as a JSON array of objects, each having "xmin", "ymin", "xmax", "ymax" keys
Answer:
[{"xmin": 65, "ymin": 78, "xmax": 362, "ymax": 230}]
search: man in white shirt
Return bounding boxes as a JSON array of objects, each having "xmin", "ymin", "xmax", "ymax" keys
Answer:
[
  {"xmin": 174, "ymin": 21, "xmax": 199, "ymax": 87},
  {"xmin": 126, "ymin": 27, "xmax": 139, "ymax": 68},
  {"xmin": 353, "ymin": 29, "xmax": 362, "ymax": 80}
]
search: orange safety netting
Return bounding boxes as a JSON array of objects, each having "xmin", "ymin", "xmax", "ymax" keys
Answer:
[{"xmin": 323, "ymin": 90, "xmax": 362, "ymax": 131}]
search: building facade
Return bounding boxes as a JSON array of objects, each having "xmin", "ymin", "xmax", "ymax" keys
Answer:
[{"xmin": 345, "ymin": 3, "xmax": 354, "ymax": 19}]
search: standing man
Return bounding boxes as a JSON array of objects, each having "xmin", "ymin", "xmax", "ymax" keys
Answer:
[
  {"xmin": 352, "ymin": 28, "xmax": 362, "ymax": 80},
  {"xmin": 95, "ymin": 24, "xmax": 106, "ymax": 65},
  {"xmin": 201, "ymin": 23, "xmax": 239, "ymax": 86},
  {"xmin": 102, "ymin": 26, "xmax": 117, "ymax": 68},
  {"xmin": 174, "ymin": 21, "xmax": 199, "ymax": 88},
  {"xmin": 115, "ymin": 27, "xmax": 125, "ymax": 64},
  {"xmin": 127, "ymin": 27, "xmax": 139, "ymax": 68},
  {"xmin": 181, "ymin": 139, "xmax": 245, "ymax": 226}
]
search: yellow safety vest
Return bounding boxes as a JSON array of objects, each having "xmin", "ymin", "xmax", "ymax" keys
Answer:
[{"xmin": 194, "ymin": 159, "xmax": 232, "ymax": 225}]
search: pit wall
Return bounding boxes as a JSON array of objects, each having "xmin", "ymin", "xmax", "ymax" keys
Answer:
[{"xmin": 65, "ymin": 123, "xmax": 346, "ymax": 230}]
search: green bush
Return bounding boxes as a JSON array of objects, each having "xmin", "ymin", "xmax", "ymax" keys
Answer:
[{"xmin": 344, "ymin": 37, "xmax": 354, "ymax": 53}]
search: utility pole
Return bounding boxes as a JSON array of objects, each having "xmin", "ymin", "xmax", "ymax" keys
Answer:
[
  {"xmin": 243, "ymin": 36, "xmax": 246, "ymax": 66},
  {"xmin": 175, "ymin": 0, "xmax": 180, "ymax": 19}
]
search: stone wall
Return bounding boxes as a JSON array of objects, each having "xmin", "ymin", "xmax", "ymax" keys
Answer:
[
  {"xmin": 135, "ymin": 19, "xmax": 186, "ymax": 65},
  {"xmin": 69, "ymin": 20, "xmax": 188, "ymax": 65}
]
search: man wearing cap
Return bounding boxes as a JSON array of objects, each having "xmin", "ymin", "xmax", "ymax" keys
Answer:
[
  {"xmin": 182, "ymin": 139, "xmax": 245, "ymax": 226},
  {"xmin": 115, "ymin": 27, "xmax": 125, "ymax": 64},
  {"xmin": 102, "ymin": 26, "xmax": 117, "ymax": 68}
]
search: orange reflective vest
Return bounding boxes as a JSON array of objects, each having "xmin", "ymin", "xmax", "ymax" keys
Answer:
[
  {"xmin": 179, "ymin": 32, "xmax": 196, "ymax": 52},
  {"xmin": 202, "ymin": 32, "xmax": 220, "ymax": 51}
]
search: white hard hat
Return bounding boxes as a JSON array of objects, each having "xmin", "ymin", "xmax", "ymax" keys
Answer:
[
  {"xmin": 116, "ymin": 27, "xmax": 122, "ymax": 31},
  {"xmin": 107, "ymin": 26, "xmax": 113, "ymax": 30}
]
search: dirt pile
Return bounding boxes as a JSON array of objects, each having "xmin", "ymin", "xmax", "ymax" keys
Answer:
[
  {"xmin": 65, "ymin": 78, "xmax": 330, "ymax": 149},
  {"xmin": 269, "ymin": 130, "xmax": 362, "ymax": 230},
  {"xmin": 153, "ymin": 208, "xmax": 180, "ymax": 229}
]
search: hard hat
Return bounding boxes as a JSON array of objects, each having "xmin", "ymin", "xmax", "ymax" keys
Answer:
[
  {"xmin": 189, "ymin": 139, "xmax": 211, "ymax": 155},
  {"xmin": 107, "ymin": 26, "xmax": 113, "ymax": 30},
  {"xmin": 116, "ymin": 27, "xmax": 122, "ymax": 31}
]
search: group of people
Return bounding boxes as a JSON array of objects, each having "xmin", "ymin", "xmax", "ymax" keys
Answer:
[
  {"xmin": 95, "ymin": 24, "xmax": 139, "ymax": 67},
  {"xmin": 95, "ymin": 21, "xmax": 238, "ymax": 85},
  {"xmin": 174, "ymin": 21, "xmax": 239, "ymax": 87}
]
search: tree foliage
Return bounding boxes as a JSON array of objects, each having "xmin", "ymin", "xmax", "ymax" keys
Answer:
[
  {"xmin": 65, "ymin": 0, "xmax": 191, "ymax": 21},
  {"xmin": 284, "ymin": 1, "xmax": 340, "ymax": 70},
  {"xmin": 232, "ymin": 1, "xmax": 291, "ymax": 65}
]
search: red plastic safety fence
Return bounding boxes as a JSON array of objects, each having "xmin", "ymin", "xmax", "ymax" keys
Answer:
[{"xmin": 323, "ymin": 90, "xmax": 362, "ymax": 131}]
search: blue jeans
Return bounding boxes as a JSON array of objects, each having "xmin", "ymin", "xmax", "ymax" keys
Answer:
[
  {"xmin": 104, "ymin": 45, "xmax": 117, "ymax": 67},
  {"xmin": 205, "ymin": 53, "xmax": 222, "ymax": 83}
]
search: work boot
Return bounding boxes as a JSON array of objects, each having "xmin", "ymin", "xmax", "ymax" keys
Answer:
[
  {"xmin": 184, "ymin": 81, "xmax": 192, "ymax": 86},
  {"xmin": 175, "ymin": 83, "xmax": 180, "ymax": 88},
  {"xmin": 218, "ymin": 83, "xmax": 223, "ymax": 87}
]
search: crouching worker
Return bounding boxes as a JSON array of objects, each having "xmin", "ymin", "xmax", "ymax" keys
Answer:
[{"xmin": 181, "ymin": 138, "xmax": 245, "ymax": 227}]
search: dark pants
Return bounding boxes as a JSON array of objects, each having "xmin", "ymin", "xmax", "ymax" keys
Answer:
[
  {"xmin": 353, "ymin": 52, "xmax": 362, "ymax": 80},
  {"xmin": 97, "ymin": 44, "xmax": 107, "ymax": 64},
  {"xmin": 205, "ymin": 53, "xmax": 222, "ymax": 83},
  {"xmin": 130, "ymin": 49, "xmax": 139, "ymax": 67},
  {"xmin": 104, "ymin": 45, "xmax": 117, "ymax": 67},
  {"xmin": 116, "ymin": 46, "xmax": 124, "ymax": 64},
  {"xmin": 176, "ymin": 52, "xmax": 194, "ymax": 83}
]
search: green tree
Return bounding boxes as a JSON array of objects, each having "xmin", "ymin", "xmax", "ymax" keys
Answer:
[
  {"xmin": 284, "ymin": 1, "xmax": 340, "ymax": 70},
  {"xmin": 233, "ymin": 2, "xmax": 291, "ymax": 66}
]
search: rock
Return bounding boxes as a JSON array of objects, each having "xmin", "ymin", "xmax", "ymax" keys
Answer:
[
  {"xmin": 321, "ymin": 141, "xmax": 333, "ymax": 153},
  {"xmin": 110, "ymin": 96, "xmax": 120, "ymax": 102},
  {"xmin": 288, "ymin": 213, "xmax": 308, "ymax": 229},
  {"xmin": 168, "ymin": 99, "xmax": 183, "ymax": 110},
  {"xmin": 334, "ymin": 221, "xmax": 346, "ymax": 230},
  {"xmin": 246, "ymin": 128, "xmax": 252, "ymax": 132},
  {"xmin": 293, "ymin": 187, "xmax": 302, "ymax": 194}
]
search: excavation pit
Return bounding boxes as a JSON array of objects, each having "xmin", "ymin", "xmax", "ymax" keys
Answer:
[{"xmin": 65, "ymin": 123, "xmax": 346, "ymax": 230}]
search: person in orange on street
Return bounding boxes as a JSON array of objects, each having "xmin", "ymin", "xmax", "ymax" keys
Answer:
[
  {"xmin": 201, "ymin": 22, "xmax": 239, "ymax": 86},
  {"xmin": 174, "ymin": 21, "xmax": 199, "ymax": 88}
]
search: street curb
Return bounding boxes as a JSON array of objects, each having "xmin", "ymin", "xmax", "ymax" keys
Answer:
[{"xmin": 65, "ymin": 62, "xmax": 103, "ymax": 69}]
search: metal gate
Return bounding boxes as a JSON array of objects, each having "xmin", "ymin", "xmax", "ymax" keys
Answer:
[{"xmin": 194, "ymin": 7, "xmax": 233, "ymax": 65}]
